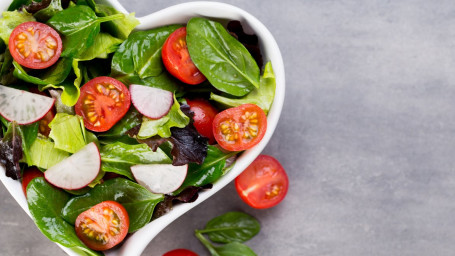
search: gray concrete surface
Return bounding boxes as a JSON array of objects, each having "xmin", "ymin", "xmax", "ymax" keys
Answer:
[{"xmin": 2, "ymin": 0, "xmax": 455, "ymax": 255}]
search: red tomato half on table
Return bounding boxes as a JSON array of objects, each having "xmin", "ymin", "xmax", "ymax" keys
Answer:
[
  {"xmin": 75, "ymin": 201, "xmax": 129, "ymax": 251},
  {"xmin": 213, "ymin": 104, "xmax": 267, "ymax": 151},
  {"xmin": 235, "ymin": 155, "xmax": 289, "ymax": 209},
  {"xmin": 186, "ymin": 98, "xmax": 218, "ymax": 144},
  {"xmin": 9, "ymin": 21, "xmax": 62, "ymax": 69},
  {"xmin": 162, "ymin": 27, "xmax": 206, "ymax": 85},
  {"xmin": 163, "ymin": 248, "xmax": 199, "ymax": 256},
  {"xmin": 22, "ymin": 166, "xmax": 44, "ymax": 196},
  {"xmin": 75, "ymin": 77, "xmax": 131, "ymax": 132}
]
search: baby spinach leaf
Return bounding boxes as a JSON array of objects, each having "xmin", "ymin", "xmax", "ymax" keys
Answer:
[
  {"xmin": 28, "ymin": 136, "xmax": 69, "ymax": 169},
  {"xmin": 187, "ymin": 17, "xmax": 260, "ymax": 97},
  {"xmin": 138, "ymin": 95, "xmax": 190, "ymax": 139},
  {"xmin": 47, "ymin": 5, "xmax": 123, "ymax": 58},
  {"xmin": 0, "ymin": 51, "xmax": 16, "ymax": 85},
  {"xmin": 215, "ymin": 242, "xmax": 257, "ymax": 256},
  {"xmin": 48, "ymin": 113, "xmax": 87, "ymax": 153},
  {"xmin": 201, "ymin": 212, "xmax": 260, "ymax": 243},
  {"xmin": 17, "ymin": 122, "xmax": 38, "ymax": 166},
  {"xmin": 27, "ymin": 178, "xmax": 102, "ymax": 256},
  {"xmin": 33, "ymin": 0, "xmax": 63, "ymax": 22},
  {"xmin": 100, "ymin": 142, "xmax": 171, "ymax": 180},
  {"xmin": 12, "ymin": 58, "xmax": 72, "ymax": 86},
  {"xmin": 95, "ymin": 4, "xmax": 139, "ymax": 40},
  {"xmin": 62, "ymin": 178, "xmax": 164, "ymax": 232},
  {"xmin": 118, "ymin": 70, "xmax": 183, "ymax": 93},
  {"xmin": 0, "ymin": 122, "xmax": 22, "ymax": 180},
  {"xmin": 77, "ymin": 32, "xmax": 123, "ymax": 61},
  {"xmin": 7, "ymin": 0, "xmax": 33, "ymax": 11},
  {"xmin": 99, "ymin": 108, "xmax": 142, "ymax": 138},
  {"xmin": 111, "ymin": 25, "xmax": 182, "ymax": 80},
  {"xmin": 0, "ymin": 10, "xmax": 35, "ymax": 43},
  {"xmin": 211, "ymin": 61, "xmax": 275, "ymax": 114}
]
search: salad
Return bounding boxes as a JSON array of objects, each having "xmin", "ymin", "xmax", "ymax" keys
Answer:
[{"xmin": 0, "ymin": 0, "xmax": 276, "ymax": 254}]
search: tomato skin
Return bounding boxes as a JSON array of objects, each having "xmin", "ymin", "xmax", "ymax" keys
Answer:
[
  {"xmin": 75, "ymin": 77, "xmax": 131, "ymax": 132},
  {"xmin": 186, "ymin": 98, "xmax": 218, "ymax": 144},
  {"xmin": 75, "ymin": 201, "xmax": 129, "ymax": 251},
  {"xmin": 162, "ymin": 27, "xmax": 206, "ymax": 85},
  {"xmin": 9, "ymin": 21, "xmax": 62, "ymax": 69},
  {"xmin": 235, "ymin": 155, "xmax": 288, "ymax": 209},
  {"xmin": 163, "ymin": 249, "xmax": 199, "ymax": 256},
  {"xmin": 22, "ymin": 167, "xmax": 44, "ymax": 196},
  {"xmin": 213, "ymin": 104, "xmax": 267, "ymax": 151}
]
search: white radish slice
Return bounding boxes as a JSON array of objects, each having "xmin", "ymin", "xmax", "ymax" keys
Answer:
[
  {"xmin": 0, "ymin": 85, "xmax": 55, "ymax": 125},
  {"xmin": 44, "ymin": 142, "xmax": 100, "ymax": 190},
  {"xmin": 130, "ymin": 84, "xmax": 174, "ymax": 119},
  {"xmin": 131, "ymin": 164, "xmax": 188, "ymax": 194}
]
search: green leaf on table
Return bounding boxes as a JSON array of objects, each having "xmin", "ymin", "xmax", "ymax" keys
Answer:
[
  {"xmin": 28, "ymin": 136, "xmax": 69, "ymax": 169},
  {"xmin": 48, "ymin": 113, "xmax": 87, "ymax": 153},
  {"xmin": 215, "ymin": 242, "xmax": 257, "ymax": 256},
  {"xmin": 211, "ymin": 61, "xmax": 276, "ymax": 114},
  {"xmin": 62, "ymin": 178, "xmax": 164, "ymax": 232},
  {"xmin": 47, "ymin": 5, "xmax": 123, "ymax": 58},
  {"xmin": 100, "ymin": 142, "xmax": 171, "ymax": 180},
  {"xmin": 187, "ymin": 17, "xmax": 259, "ymax": 97},
  {"xmin": 27, "ymin": 178, "xmax": 102, "ymax": 256},
  {"xmin": 138, "ymin": 96, "xmax": 189, "ymax": 139},
  {"xmin": 33, "ymin": 0, "xmax": 63, "ymax": 22},
  {"xmin": 77, "ymin": 32, "xmax": 123, "ymax": 61},
  {"xmin": 111, "ymin": 25, "xmax": 182, "ymax": 80},
  {"xmin": 202, "ymin": 212, "xmax": 260, "ymax": 243},
  {"xmin": 0, "ymin": 11, "xmax": 35, "ymax": 43}
]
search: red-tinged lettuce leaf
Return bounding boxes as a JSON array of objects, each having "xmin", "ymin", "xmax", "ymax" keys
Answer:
[{"xmin": 0, "ymin": 122, "xmax": 23, "ymax": 180}]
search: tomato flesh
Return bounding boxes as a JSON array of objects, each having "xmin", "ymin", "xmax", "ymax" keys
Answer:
[
  {"xmin": 75, "ymin": 201, "xmax": 129, "ymax": 251},
  {"xmin": 163, "ymin": 249, "xmax": 199, "ymax": 256},
  {"xmin": 235, "ymin": 155, "xmax": 289, "ymax": 209},
  {"xmin": 22, "ymin": 166, "xmax": 44, "ymax": 196},
  {"xmin": 213, "ymin": 104, "xmax": 267, "ymax": 151},
  {"xmin": 186, "ymin": 98, "xmax": 218, "ymax": 144},
  {"xmin": 162, "ymin": 27, "xmax": 206, "ymax": 85},
  {"xmin": 9, "ymin": 21, "xmax": 62, "ymax": 69},
  {"xmin": 38, "ymin": 108, "xmax": 55, "ymax": 137},
  {"xmin": 75, "ymin": 77, "xmax": 131, "ymax": 132}
]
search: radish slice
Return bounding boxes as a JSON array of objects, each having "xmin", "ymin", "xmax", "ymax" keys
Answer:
[
  {"xmin": 0, "ymin": 85, "xmax": 55, "ymax": 125},
  {"xmin": 44, "ymin": 142, "xmax": 100, "ymax": 190},
  {"xmin": 130, "ymin": 84, "xmax": 173, "ymax": 119},
  {"xmin": 131, "ymin": 164, "xmax": 188, "ymax": 194}
]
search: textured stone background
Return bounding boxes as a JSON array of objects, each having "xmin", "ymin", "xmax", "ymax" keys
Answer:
[{"xmin": 2, "ymin": 0, "xmax": 455, "ymax": 255}]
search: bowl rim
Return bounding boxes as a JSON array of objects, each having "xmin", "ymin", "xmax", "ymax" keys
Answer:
[{"xmin": 0, "ymin": 1, "xmax": 285, "ymax": 256}]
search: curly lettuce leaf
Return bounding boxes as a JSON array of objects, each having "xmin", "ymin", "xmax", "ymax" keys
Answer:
[
  {"xmin": 0, "ymin": 11, "xmax": 36, "ymax": 43},
  {"xmin": 0, "ymin": 122, "xmax": 22, "ymax": 180},
  {"xmin": 28, "ymin": 136, "xmax": 69, "ymax": 169},
  {"xmin": 48, "ymin": 113, "xmax": 87, "ymax": 153}
]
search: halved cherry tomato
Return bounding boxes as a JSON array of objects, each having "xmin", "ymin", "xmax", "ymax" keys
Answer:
[
  {"xmin": 9, "ymin": 21, "xmax": 62, "ymax": 69},
  {"xmin": 162, "ymin": 27, "xmax": 206, "ymax": 85},
  {"xmin": 186, "ymin": 98, "xmax": 218, "ymax": 144},
  {"xmin": 21, "ymin": 166, "xmax": 44, "ymax": 196},
  {"xmin": 38, "ymin": 108, "xmax": 55, "ymax": 137},
  {"xmin": 163, "ymin": 249, "xmax": 198, "ymax": 256},
  {"xmin": 75, "ymin": 201, "xmax": 129, "ymax": 251},
  {"xmin": 235, "ymin": 155, "xmax": 288, "ymax": 209},
  {"xmin": 75, "ymin": 77, "xmax": 131, "ymax": 132},
  {"xmin": 213, "ymin": 104, "xmax": 267, "ymax": 151}
]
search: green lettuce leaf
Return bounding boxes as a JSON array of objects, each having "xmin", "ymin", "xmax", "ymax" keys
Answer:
[
  {"xmin": 48, "ymin": 113, "xmax": 87, "ymax": 153},
  {"xmin": 0, "ymin": 11, "xmax": 35, "ymax": 43},
  {"xmin": 138, "ymin": 96, "xmax": 189, "ymax": 139},
  {"xmin": 12, "ymin": 58, "xmax": 72, "ymax": 86},
  {"xmin": 29, "ymin": 136, "xmax": 69, "ymax": 169},
  {"xmin": 210, "ymin": 61, "xmax": 275, "ymax": 114},
  {"xmin": 95, "ymin": 4, "xmax": 139, "ymax": 40}
]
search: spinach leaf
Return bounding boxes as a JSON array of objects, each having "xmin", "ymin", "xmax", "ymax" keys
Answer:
[
  {"xmin": 0, "ymin": 51, "xmax": 16, "ymax": 85},
  {"xmin": 187, "ymin": 17, "xmax": 260, "ymax": 96},
  {"xmin": 48, "ymin": 113, "xmax": 87, "ymax": 153},
  {"xmin": 17, "ymin": 122, "xmax": 38, "ymax": 165},
  {"xmin": 211, "ymin": 61, "xmax": 275, "ymax": 114},
  {"xmin": 77, "ymin": 32, "xmax": 123, "ymax": 61},
  {"xmin": 111, "ymin": 25, "xmax": 182, "ymax": 80},
  {"xmin": 138, "ymin": 95, "xmax": 189, "ymax": 139},
  {"xmin": 215, "ymin": 242, "xmax": 257, "ymax": 256},
  {"xmin": 174, "ymin": 145, "xmax": 236, "ymax": 195},
  {"xmin": 0, "ymin": 11, "xmax": 35, "ymax": 43},
  {"xmin": 100, "ymin": 142, "xmax": 171, "ymax": 180},
  {"xmin": 99, "ymin": 108, "xmax": 142, "ymax": 138},
  {"xmin": 200, "ymin": 212, "xmax": 260, "ymax": 243},
  {"xmin": 118, "ymin": 70, "xmax": 182, "ymax": 93},
  {"xmin": 27, "ymin": 178, "xmax": 102, "ymax": 256},
  {"xmin": 33, "ymin": 0, "xmax": 63, "ymax": 22},
  {"xmin": 7, "ymin": 0, "xmax": 33, "ymax": 11},
  {"xmin": 47, "ymin": 5, "xmax": 123, "ymax": 58},
  {"xmin": 95, "ymin": 4, "xmax": 139, "ymax": 40},
  {"xmin": 28, "ymin": 136, "xmax": 69, "ymax": 169},
  {"xmin": 12, "ymin": 58, "xmax": 72, "ymax": 86},
  {"xmin": 62, "ymin": 178, "xmax": 164, "ymax": 232},
  {"xmin": 0, "ymin": 122, "xmax": 22, "ymax": 180}
]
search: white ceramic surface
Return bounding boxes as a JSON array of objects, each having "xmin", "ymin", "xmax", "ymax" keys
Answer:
[{"xmin": 0, "ymin": 1, "xmax": 285, "ymax": 255}]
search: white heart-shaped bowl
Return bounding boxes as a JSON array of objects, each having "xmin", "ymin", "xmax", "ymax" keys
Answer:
[{"xmin": 0, "ymin": 1, "xmax": 285, "ymax": 255}]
